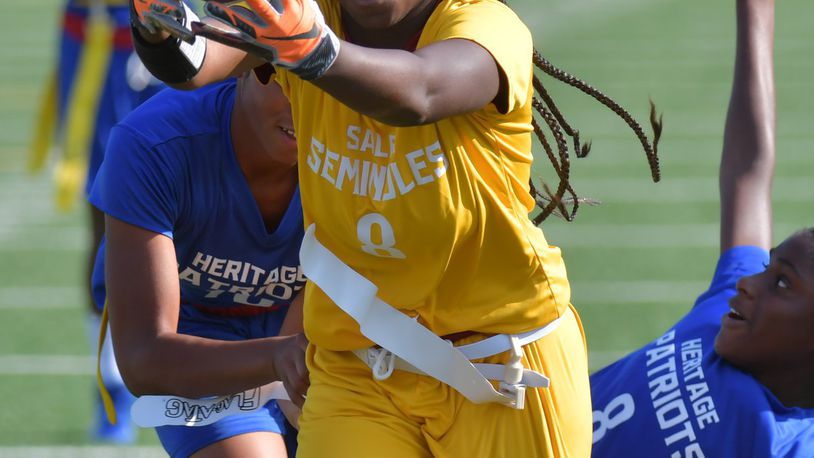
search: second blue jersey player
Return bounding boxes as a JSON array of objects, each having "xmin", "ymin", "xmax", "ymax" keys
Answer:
[
  {"xmin": 89, "ymin": 67, "xmax": 306, "ymax": 458},
  {"xmin": 590, "ymin": 0, "xmax": 814, "ymax": 456}
]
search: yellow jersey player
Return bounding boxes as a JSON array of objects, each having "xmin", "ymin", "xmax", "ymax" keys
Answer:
[{"xmin": 129, "ymin": 0, "xmax": 660, "ymax": 456}]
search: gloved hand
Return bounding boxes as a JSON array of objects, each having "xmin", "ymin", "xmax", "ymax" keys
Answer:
[
  {"xmin": 193, "ymin": 0, "xmax": 340, "ymax": 80},
  {"xmin": 131, "ymin": 0, "xmax": 195, "ymax": 43}
]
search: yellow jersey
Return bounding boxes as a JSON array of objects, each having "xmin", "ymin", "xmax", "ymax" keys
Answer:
[{"xmin": 277, "ymin": 0, "xmax": 571, "ymax": 351}]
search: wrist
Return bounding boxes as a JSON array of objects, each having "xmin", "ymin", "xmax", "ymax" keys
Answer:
[{"xmin": 291, "ymin": 28, "xmax": 341, "ymax": 81}]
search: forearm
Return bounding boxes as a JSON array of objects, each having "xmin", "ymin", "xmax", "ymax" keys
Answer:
[
  {"xmin": 119, "ymin": 332, "xmax": 283, "ymax": 398},
  {"xmin": 719, "ymin": 0, "xmax": 775, "ymax": 251},
  {"xmin": 181, "ymin": 37, "xmax": 262, "ymax": 89},
  {"xmin": 314, "ymin": 39, "xmax": 499, "ymax": 126},
  {"xmin": 314, "ymin": 43, "xmax": 434, "ymax": 125},
  {"xmin": 278, "ymin": 290, "xmax": 304, "ymax": 336}
]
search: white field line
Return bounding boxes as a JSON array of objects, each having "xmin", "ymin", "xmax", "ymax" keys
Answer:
[
  {"xmin": 0, "ymin": 169, "xmax": 89, "ymax": 252},
  {"xmin": 515, "ymin": 0, "xmax": 674, "ymax": 42},
  {"xmin": 0, "ymin": 352, "xmax": 635, "ymax": 378},
  {"xmin": 0, "ymin": 227, "xmax": 86, "ymax": 251},
  {"xmin": 0, "ymin": 172, "xmax": 87, "ymax": 253},
  {"xmin": 553, "ymin": 144, "xmax": 814, "ymax": 166},
  {"xmin": 570, "ymin": 280, "xmax": 707, "ymax": 304},
  {"xmin": 0, "ymin": 286, "xmax": 82, "ymax": 310},
  {"xmin": 0, "ymin": 447, "xmax": 165, "ymax": 458},
  {"xmin": 566, "ymin": 177, "xmax": 814, "ymax": 203},
  {"xmin": 0, "ymin": 280, "xmax": 704, "ymax": 311},
  {"xmin": 0, "ymin": 355, "xmax": 94, "ymax": 375},
  {"xmin": 0, "ymin": 222, "xmax": 807, "ymax": 250},
  {"xmin": 544, "ymin": 223, "xmax": 803, "ymax": 248},
  {"xmin": 0, "ymin": 175, "xmax": 54, "ymax": 230},
  {"xmin": 545, "ymin": 224, "xmax": 719, "ymax": 248}
]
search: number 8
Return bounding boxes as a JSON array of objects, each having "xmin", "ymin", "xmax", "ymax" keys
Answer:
[
  {"xmin": 592, "ymin": 393, "xmax": 635, "ymax": 444},
  {"xmin": 356, "ymin": 213, "xmax": 406, "ymax": 259}
]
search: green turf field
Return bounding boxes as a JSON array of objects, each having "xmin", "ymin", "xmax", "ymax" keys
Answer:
[{"xmin": 0, "ymin": 0, "xmax": 812, "ymax": 455}]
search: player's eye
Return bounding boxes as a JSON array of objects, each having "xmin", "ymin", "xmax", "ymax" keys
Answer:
[{"xmin": 777, "ymin": 276, "xmax": 790, "ymax": 289}]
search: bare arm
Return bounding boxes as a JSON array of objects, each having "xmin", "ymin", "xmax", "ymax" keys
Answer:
[
  {"xmin": 143, "ymin": 0, "xmax": 506, "ymax": 123},
  {"xmin": 177, "ymin": 33, "xmax": 262, "ymax": 90},
  {"xmin": 278, "ymin": 289, "xmax": 304, "ymax": 336},
  {"xmin": 313, "ymin": 39, "xmax": 501, "ymax": 126},
  {"xmin": 190, "ymin": 0, "xmax": 506, "ymax": 125},
  {"xmin": 719, "ymin": 0, "xmax": 776, "ymax": 252},
  {"xmin": 105, "ymin": 216, "xmax": 308, "ymax": 403}
]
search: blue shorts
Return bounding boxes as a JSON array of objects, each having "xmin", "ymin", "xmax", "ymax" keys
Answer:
[
  {"xmin": 156, "ymin": 401, "xmax": 289, "ymax": 458},
  {"xmin": 155, "ymin": 304, "xmax": 295, "ymax": 458}
]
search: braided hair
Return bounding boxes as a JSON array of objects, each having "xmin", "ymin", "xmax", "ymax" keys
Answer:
[{"xmin": 497, "ymin": 1, "xmax": 663, "ymax": 224}]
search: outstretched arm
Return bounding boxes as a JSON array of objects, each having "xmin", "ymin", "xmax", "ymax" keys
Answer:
[
  {"xmin": 312, "ymin": 39, "xmax": 501, "ymax": 126},
  {"xmin": 193, "ymin": 0, "xmax": 511, "ymax": 126},
  {"xmin": 719, "ymin": 0, "xmax": 776, "ymax": 252}
]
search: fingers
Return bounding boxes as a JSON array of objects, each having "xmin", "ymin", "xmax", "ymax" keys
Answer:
[
  {"xmin": 144, "ymin": 9, "xmax": 194, "ymax": 43},
  {"xmin": 132, "ymin": 0, "xmax": 158, "ymax": 34},
  {"xmin": 191, "ymin": 20, "xmax": 244, "ymax": 46},
  {"xmin": 133, "ymin": 0, "xmax": 195, "ymax": 43},
  {"xmin": 272, "ymin": 333, "xmax": 310, "ymax": 407},
  {"xmin": 287, "ymin": 338, "xmax": 310, "ymax": 407},
  {"xmin": 193, "ymin": 13, "xmax": 281, "ymax": 62},
  {"xmin": 283, "ymin": 365, "xmax": 308, "ymax": 407},
  {"xmin": 205, "ymin": 1, "xmax": 265, "ymax": 29},
  {"xmin": 245, "ymin": 0, "xmax": 283, "ymax": 17}
]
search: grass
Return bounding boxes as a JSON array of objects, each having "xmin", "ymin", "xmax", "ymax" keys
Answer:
[{"xmin": 0, "ymin": 0, "xmax": 812, "ymax": 453}]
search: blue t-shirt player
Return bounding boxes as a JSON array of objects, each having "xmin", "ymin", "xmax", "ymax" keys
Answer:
[{"xmin": 89, "ymin": 72, "xmax": 304, "ymax": 458}]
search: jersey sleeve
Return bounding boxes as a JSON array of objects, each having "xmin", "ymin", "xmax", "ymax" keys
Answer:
[
  {"xmin": 88, "ymin": 124, "xmax": 181, "ymax": 239},
  {"xmin": 423, "ymin": 0, "xmax": 533, "ymax": 114},
  {"xmin": 273, "ymin": 68, "xmax": 293, "ymax": 99},
  {"xmin": 693, "ymin": 246, "xmax": 769, "ymax": 309}
]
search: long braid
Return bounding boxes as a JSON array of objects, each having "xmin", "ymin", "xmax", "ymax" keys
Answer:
[
  {"xmin": 497, "ymin": 0, "xmax": 662, "ymax": 224},
  {"xmin": 535, "ymin": 51, "xmax": 662, "ymax": 181},
  {"xmin": 530, "ymin": 99, "xmax": 581, "ymax": 222}
]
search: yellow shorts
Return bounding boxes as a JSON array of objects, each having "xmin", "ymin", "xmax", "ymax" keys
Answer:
[{"xmin": 297, "ymin": 304, "xmax": 592, "ymax": 458}]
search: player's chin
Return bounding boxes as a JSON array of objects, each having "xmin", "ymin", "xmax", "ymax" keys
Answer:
[
  {"xmin": 713, "ymin": 328, "xmax": 746, "ymax": 365},
  {"xmin": 338, "ymin": 0, "xmax": 398, "ymax": 28}
]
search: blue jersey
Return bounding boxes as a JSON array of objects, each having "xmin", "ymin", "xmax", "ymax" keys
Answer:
[
  {"xmin": 590, "ymin": 246, "xmax": 814, "ymax": 457},
  {"xmin": 89, "ymin": 81, "xmax": 305, "ymax": 331}
]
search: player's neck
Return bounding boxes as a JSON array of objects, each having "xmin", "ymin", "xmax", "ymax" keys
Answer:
[
  {"xmin": 341, "ymin": 0, "xmax": 438, "ymax": 50},
  {"xmin": 755, "ymin": 367, "xmax": 814, "ymax": 409}
]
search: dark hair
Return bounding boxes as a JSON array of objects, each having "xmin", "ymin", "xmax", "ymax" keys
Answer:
[
  {"xmin": 497, "ymin": 1, "xmax": 663, "ymax": 224},
  {"xmin": 793, "ymin": 227, "xmax": 814, "ymax": 241}
]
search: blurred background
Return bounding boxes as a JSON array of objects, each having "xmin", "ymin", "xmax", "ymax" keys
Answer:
[{"xmin": 0, "ymin": 0, "xmax": 811, "ymax": 456}]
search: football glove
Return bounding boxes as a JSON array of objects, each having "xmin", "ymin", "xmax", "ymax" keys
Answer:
[
  {"xmin": 131, "ymin": 0, "xmax": 195, "ymax": 43},
  {"xmin": 194, "ymin": 0, "xmax": 340, "ymax": 80}
]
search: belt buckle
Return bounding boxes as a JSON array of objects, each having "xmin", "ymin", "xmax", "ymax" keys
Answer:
[{"xmin": 499, "ymin": 381, "xmax": 526, "ymax": 410}]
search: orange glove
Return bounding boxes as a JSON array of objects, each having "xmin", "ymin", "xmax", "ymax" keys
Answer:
[
  {"xmin": 131, "ymin": 0, "xmax": 194, "ymax": 43},
  {"xmin": 194, "ymin": 0, "xmax": 340, "ymax": 80}
]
